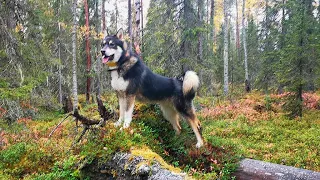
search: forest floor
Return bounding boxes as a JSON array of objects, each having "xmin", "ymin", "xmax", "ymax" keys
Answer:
[{"xmin": 0, "ymin": 91, "xmax": 319, "ymax": 179}]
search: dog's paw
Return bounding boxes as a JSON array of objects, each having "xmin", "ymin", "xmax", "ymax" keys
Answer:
[
  {"xmin": 123, "ymin": 122, "xmax": 131, "ymax": 129},
  {"xmin": 195, "ymin": 141, "xmax": 204, "ymax": 149},
  {"xmin": 114, "ymin": 120, "xmax": 123, "ymax": 127}
]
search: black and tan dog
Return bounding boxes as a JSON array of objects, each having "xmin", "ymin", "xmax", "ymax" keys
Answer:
[{"xmin": 101, "ymin": 29, "xmax": 203, "ymax": 148}]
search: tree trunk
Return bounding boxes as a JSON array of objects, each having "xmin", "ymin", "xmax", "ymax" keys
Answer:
[
  {"xmin": 223, "ymin": 0, "xmax": 229, "ymax": 96},
  {"xmin": 115, "ymin": 1, "xmax": 118, "ymax": 30},
  {"xmin": 95, "ymin": 0, "xmax": 102, "ymax": 98},
  {"xmin": 134, "ymin": 0, "xmax": 141, "ymax": 56},
  {"xmin": 235, "ymin": 0, "xmax": 240, "ymax": 50},
  {"xmin": 72, "ymin": 0, "xmax": 79, "ymax": 111},
  {"xmin": 58, "ymin": 24, "xmax": 62, "ymax": 104},
  {"xmin": 277, "ymin": 0, "xmax": 285, "ymax": 94},
  {"xmin": 242, "ymin": 0, "xmax": 250, "ymax": 92},
  {"xmin": 58, "ymin": 2, "xmax": 63, "ymax": 104},
  {"xmin": 102, "ymin": 0, "xmax": 106, "ymax": 32},
  {"xmin": 181, "ymin": 0, "xmax": 193, "ymax": 72},
  {"xmin": 140, "ymin": 0, "xmax": 144, "ymax": 52},
  {"xmin": 197, "ymin": 0, "xmax": 204, "ymax": 63},
  {"xmin": 210, "ymin": 0, "xmax": 215, "ymax": 48},
  {"xmin": 128, "ymin": 0, "xmax": 133, "ymax": 51},
  {"xmin": 84, "ymin": 0, "xmax": 91, "ymax": 103}
]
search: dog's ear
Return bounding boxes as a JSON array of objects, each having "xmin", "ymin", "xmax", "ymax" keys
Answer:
[{"xmin": 116, "ymin": 28, "xmax": 124, "ymax": 40}]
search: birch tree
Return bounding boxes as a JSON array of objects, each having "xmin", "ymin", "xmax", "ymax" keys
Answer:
[
  {"xmin": 72, "ymin": 0, "xmax": 78, "ymax": 111},
  {"xmin": 242, "ymin": 0, "xmax": 250, "ymax": 92},
  {"xmin": 223, "ymin": 0, "xmax": 229, "ymax": 95}
]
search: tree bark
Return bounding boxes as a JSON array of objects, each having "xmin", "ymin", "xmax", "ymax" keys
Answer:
[
  {"xmin": 72, "ymin": 0, "xmax": 78, "ymax": 111},
  {"xmin": 58, "ymin": 2, "xmax": 63, "ymax": 104},
  {"xmin": 102, "ymin": 0, "xmax": 106, "ymax": 32},
  {"xmin": 210, "ymin": 0, "xmax": 215, "ymax": 48},
  {"xmin": 242, "ymin": 0, "xmax": 250, "ymax": 92},
  {"xmin": 95, "ymin": 0, "xmax": 102, "ymax": 98},
  {"xmin": 134, "ymin": 0, "xmax": 141, "ymax": 56},
  {"xmin": 223, "ymin": 0, "xmax": 229, "ymax": 96},
  {"xmin": 235, "ymin": 0, "xmax": 240, "ymax": 50},
  {"xmin": 128, "ymin": 0, "xmax": 133, "ymax": 51},
  {"xmin": 58, "ymin": 25, "xmax": 62, "ymax": 104},
  {"xmin": 84, "ymin": 0, "xmax": 91, "ymax": 103},
  {"xmin": 140, "ymin": 0, "xmax": 144, "ymax": 52},
  {"xmin": 197, "ymin": 0, "xmax": 204, "ymax": 63}
]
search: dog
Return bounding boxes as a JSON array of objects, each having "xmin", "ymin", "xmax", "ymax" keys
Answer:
[{"xmin": 101, "ymin": 29, "xmax": 203, "ymax": 148}]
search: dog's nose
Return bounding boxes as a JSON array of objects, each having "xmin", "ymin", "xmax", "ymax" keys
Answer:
[{"xmin": 101, "ymin": 50, "xmax": 105, "ymax": 55}]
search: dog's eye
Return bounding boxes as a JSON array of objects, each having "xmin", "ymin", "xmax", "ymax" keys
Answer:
[
  {"xmin": 109, "ymin": 40, "xmax": 115, "ymax": 47},
  {"xmin": 101, "ymin": 40, "xmax": 106, "ymax": 47}
]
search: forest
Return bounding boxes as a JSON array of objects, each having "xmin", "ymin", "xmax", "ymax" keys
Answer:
[{"xmin": 0, "ymin": 0, "xmax": 320, "ymax": 179}]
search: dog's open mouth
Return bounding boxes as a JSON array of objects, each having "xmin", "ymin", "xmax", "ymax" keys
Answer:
[{"xmin": 102, "ymin": 54, "xmax": 114, "ymax": 64}]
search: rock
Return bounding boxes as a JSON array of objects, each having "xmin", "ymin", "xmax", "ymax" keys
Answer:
[{"xmin": 80, "ymin": 152, "xmax": 185, "ymax": 180}]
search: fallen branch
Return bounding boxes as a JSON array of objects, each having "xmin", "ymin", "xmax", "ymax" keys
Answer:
[
  {"xmin": 96, "ymin": 96, "xmax": 115, "ymax": 126},
  {"xmin": 73, "ymin": 109, "xmax": 100, "ymax": 126},
  {"xmin": 48, "ymin": 113, "xmax": 72, "ymax": 137},
  {"xmin": 49, "ymin": 96, "xmax": 115, "ymax": 144},
  {"xmin": 73, "ymin": 124, "xmax": 89, "ymax": 145}
]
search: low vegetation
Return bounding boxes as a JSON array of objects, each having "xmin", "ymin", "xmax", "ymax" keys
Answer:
[{"xmin": 0, "ymin": 92, "xmax": 319, "ymax": 179}]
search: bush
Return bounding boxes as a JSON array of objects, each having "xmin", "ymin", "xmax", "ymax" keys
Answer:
[{"xmin": 1, "ymin": 100, "xmax": 37, "ymax": 124}]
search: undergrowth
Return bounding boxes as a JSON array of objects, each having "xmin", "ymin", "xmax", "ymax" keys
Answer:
[{"xmin": 1, "ymin": 92, "xmax": 320, "ymax": 179}]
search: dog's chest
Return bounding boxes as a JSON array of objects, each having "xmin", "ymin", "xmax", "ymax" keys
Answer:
[{"xmin": 110, "ymin": 71, "xmax": 129, "ymax": 91}]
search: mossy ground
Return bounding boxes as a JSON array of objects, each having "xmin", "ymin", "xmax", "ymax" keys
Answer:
[{"xmin": 0, "ymin": 92, "xmax": 319, "ymax": 179}]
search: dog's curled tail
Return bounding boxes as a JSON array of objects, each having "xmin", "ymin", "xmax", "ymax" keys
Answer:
[{"xmin": 183, "ymin": 71, "xmax": 199, "ymax": 98}]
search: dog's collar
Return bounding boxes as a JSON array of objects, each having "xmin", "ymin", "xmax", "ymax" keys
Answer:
[
  {"xmin": 107, "ymin": 68, "xmax": 119, "ymax": 72},
  {"xmin": 107, "ymin": 50, "xmax": 136, "ymax": 73},
  {"xmin": 106, "ymin": 61, "xmax": 117, "ymax": 67}
]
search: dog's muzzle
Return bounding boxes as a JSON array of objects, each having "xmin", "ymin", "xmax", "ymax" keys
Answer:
[
  {"xmin": 101, "ymin": 50, "xmax": 117, "ymax": 67},
  {"xmin": 101, "ymin": 50, "xmax": 115, "ymax": 64}
]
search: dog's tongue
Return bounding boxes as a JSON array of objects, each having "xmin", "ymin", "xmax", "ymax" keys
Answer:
[{"xmin": 102, "ymin": 57, "xmax": 109, "ymax": 64}]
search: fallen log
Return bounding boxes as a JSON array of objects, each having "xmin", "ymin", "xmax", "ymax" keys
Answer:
[{"xmin": 233, "ymin": 158, "xmax": 320, "ymax": 180}]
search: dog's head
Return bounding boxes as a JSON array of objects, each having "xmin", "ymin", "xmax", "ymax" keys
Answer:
[{"xmin": 101, "ymin": 29, "xmax": 127, "ymax": 67}]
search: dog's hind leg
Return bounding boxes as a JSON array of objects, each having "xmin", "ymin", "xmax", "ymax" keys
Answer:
[
  {"xmin": 186, "ymin": 115, "xmax": 203, "ymax": 148},
  {"xmin": 175, "ymin": 101, "xmax": 203, "ymax": 148},
  {"xmin": 123, "ymin": 95, "xmax": 135, "ymax": 129},
  {"xmin": 159, "ymin": 103, "xmax": 181, "ymax": 135}
]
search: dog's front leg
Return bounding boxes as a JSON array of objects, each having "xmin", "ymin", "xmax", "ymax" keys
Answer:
[
  {"xmin": 123, "ymin": 95, "xmax": 135, "ymax": 129},
  {"xmin": 114, "ymin": 95, "xmax": 126, "ymax": 127}
]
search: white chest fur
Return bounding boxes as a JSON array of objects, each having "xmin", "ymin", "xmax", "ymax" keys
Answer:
[{"xmin": 111, "ymin": 71, "xmax": 129, "ymax": 91}]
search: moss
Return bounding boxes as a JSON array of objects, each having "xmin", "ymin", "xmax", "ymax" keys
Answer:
[{"xmin": 131, "ymin": 146, "xmax": 182, "ymax": 173}]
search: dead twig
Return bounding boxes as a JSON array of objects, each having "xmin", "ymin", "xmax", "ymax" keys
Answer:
[
  {"xmin": 49, "ymin": 97, "xmax": 115, "ymax": 145},
  {"xmin": 48, "ymin": 113, "xmax": 72, "ymax": 137},
  {"xmin": 73, "ymin": 109, "xmax": 100, "ymax": 126},
  {"xmin": 73, "ymin": 124, "xmax": 89, "ymax": 146}
]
